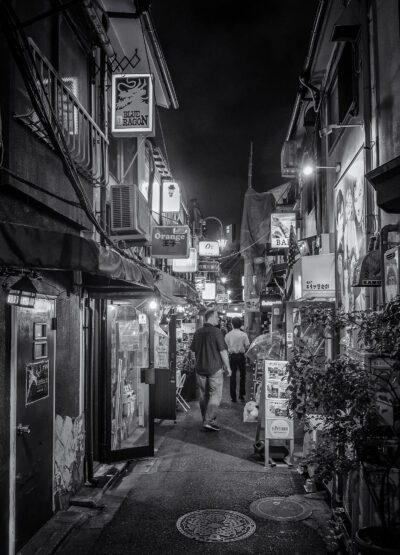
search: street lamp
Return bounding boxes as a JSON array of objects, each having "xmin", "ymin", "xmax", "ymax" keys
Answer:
[
  {"xmin": 202, "ymin": 216, "xmax": 227, "ymax": 251},
  {"xmin": 220, "ymin": 276, "xmax": 227, "ymax": 284},
  {"xmin": 301, "ymin": 162, "xmax": 341, "ymax": 176}
]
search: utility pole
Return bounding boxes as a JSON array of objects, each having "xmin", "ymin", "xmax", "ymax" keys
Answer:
[{"xmin": 247, "ymin": 141, "xmax": 253, "ymax": 189}]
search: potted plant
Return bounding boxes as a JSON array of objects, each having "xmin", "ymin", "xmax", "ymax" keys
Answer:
[{"xmin": 287, "ymin": 298, "xmax": 400, "ymax": 553}]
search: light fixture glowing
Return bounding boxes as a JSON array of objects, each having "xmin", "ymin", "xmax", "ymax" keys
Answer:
[
  {"xmin": 301, "ymin": 162, "xmax": 341, "ymax": 176},
  {"xmin": 149, "ymin": 299, "xmax": 158, "ymax": 310},
  {"xmin": 220, "ymin": 276, "xmax": 227, "ymax": 284},
  {"xmin": 6, "ymin": 276, "xmax": 37, "ymax": 308},
  {"xmin": 302, "ymin": 164, "xmax": 314, "ymax": 176}
]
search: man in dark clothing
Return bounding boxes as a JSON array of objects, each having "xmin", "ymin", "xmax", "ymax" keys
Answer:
[
  {"xmin": 190, "ymin": 308, "xmax": 231, "ymax": 431},
  {"xmin": 225, "ymin": 317, "xmax": 250, "ymax": 403}
]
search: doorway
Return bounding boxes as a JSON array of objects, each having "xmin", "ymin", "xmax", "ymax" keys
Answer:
[{"xmin": 9, "ymin": 298, "xmax": 56, "ymax": 553}]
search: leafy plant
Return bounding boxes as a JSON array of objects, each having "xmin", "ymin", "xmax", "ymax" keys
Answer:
[{"xmin": 287, "ymin": 298, "xmax": 400, "ymax": 529}]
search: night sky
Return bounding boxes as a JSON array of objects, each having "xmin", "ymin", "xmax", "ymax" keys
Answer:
[{"xmin": 151, "ymin": 1, "xmax": 319, "ymax": 232}]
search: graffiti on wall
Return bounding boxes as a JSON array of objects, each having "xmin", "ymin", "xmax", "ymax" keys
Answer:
[
  {"xmin": 335, "ymin": 151, "xmax": 366, "ymax": 313},
  {"xmin": 54, "ymin": 413, "xmax": 84, "ymax": 499}
]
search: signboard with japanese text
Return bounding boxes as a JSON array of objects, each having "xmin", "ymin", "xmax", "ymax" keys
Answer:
[
  {"xmin": 293, "ymin": 254, "xmax": 335, "ymax": 299},
  {"xmin": 111, "ymin": 74, "xmax": 154, "ymax": 136},
  {"xmin": 195, "ymin": 275, "xmax": 206, "ymax": 292},
  {"xmin": 264, "ymin": 360, "xmax": 293, "ymax": 440},
  {"xmin": 162, "ymin": 181, "xmax": 181, "ymax": 213},
  {"xmin": 198, "ymin": 241, "xmax": 220, "ymax": 257},
  {"xmin": 271, "ymin": 212, "xmax": 296, "ymax": 248},
  {"xmin": 172, "ymin": 248, "xmax": 198, "ymax": 273},
  {"xmin": 215, "ymin": 293, "xmax": 229, "ymax": 304},
  {"xmin": 245, "ymin": 296, "xmax": 259, "ymax": 312},
  {"xmin": 151, "ymin": 225, "xmax": 190, "ymax": 258},
  {"xmin": 198, "ymin": 260, "xmax": 220, "ymax": 273}
]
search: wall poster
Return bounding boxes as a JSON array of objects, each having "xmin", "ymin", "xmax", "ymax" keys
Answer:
[
  {"xmin": 335, "ymin": 150, "xmax": 367, "ymax": 313},
  {"xmin": 26, "ymin": 360, "xmax": 49, "ymax": 405}
]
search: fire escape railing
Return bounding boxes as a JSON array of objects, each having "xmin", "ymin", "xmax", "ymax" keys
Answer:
[{"xmin": 14, "ymin": 39, "xmax": 108, "ymax": 185}]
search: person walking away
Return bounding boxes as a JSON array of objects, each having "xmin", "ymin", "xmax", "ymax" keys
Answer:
[
  {"xmin": 190, "ymin": 309, "xmax": 231, "ymax": 431},
  {"xmin": 225, "ymin": 317, "xmax": 250, "ymax": 403}
]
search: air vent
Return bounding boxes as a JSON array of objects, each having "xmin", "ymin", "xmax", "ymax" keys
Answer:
[{"xmin": 111, "ymin": 185, "xmax": 133, "ymax": 231}]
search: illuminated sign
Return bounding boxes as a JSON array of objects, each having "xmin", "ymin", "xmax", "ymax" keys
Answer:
[
  {"xmin": 198, "ymin": 260, "xmax": 220, "ymax": 273},
  {"xmin": 202, "ymin": 282, "xmax": 216, "ymax": 300},
  {"xmin": 172, "ymin": 248, "xmax": 198, "ymax": 273},
  {"xmin": 111, "ymin": 74, "xmax": 154, "ymax": 136},
  {"xmin": 198, "ymin": 241, "xmax": 220, "ymax": 257},
  {"xmin": 151, "ymin": 226, "xmax": 190, "ymax": 259},
  {"xmin": 162, "ymin": 181, "xmax": 181, "ymax": 213},
  {"xmin": 270, "ymin": 212, "xmax": 296, "ymax": 248}
]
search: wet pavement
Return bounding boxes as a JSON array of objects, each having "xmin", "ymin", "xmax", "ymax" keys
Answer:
[{"xmin": 50, "ymin": 374, "xmax": 333, "ymax": 554}]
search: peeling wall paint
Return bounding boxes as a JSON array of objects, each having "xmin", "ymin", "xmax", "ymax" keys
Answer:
[{"xmin": 54, "ymin": 413, "xmax": 85, "ymax": 496}]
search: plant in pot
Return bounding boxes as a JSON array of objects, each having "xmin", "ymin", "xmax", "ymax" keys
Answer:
[{"xmin": 287, "ymin": 298, "xmax": 400, "ymax": 554}]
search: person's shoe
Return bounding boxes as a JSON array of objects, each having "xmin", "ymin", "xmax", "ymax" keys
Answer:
[
  {"xmin": 203, "ymin": 422, "xmax": 221, "ymax": 431},
  {"xmin": 231, "ymin": 398, "xmax": 237, "ymax": 403},
  {"xmin": 239, "ymin": 396, "xmax": 246, "ymax": 403}
]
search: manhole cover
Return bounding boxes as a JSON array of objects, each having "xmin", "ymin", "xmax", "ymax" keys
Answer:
[
  {"xmin": 249, "ymin": 497, "xmax": 312, "ymax": 522},
  {"xmin": 176, "ymin": 509, "xmax": 256, "ymax": 543}
]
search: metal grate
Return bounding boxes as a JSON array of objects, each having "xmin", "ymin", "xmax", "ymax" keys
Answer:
[{"xmin": 111, "ymin": 185, "xmax": 133, "ymax": 231}]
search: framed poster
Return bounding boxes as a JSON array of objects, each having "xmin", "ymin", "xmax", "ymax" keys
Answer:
[
  {"xmin": 26, "ymin": 360, "xmax": 49, "ymax": 405},
  {"xmin": 111, "ymin": 74, "xmax": 154, "ymax": 136},
  {"xmin": 271, "ymin": 213, "xmax": 296, "ymax": 248}
]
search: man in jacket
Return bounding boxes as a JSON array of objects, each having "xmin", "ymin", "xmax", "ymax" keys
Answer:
[
  {"xmin": 225, "ymin": 317, "xmax": 250, "ymax": 403},
  {"xmin": 190, "ymin": 308, "xmax": 231, "ymax": 431}
]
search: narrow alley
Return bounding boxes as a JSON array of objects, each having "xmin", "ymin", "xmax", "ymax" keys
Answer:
[{"xmin": 47, "ymin": 377, "xmax": 331, "ymax": 555}]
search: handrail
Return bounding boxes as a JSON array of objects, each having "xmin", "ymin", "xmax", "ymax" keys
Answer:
[{"xmin": 15, "ymin": 38, "xmax": 108, "ymax": 185}]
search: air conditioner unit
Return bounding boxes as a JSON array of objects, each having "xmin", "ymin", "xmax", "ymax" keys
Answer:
[
  {"xmin": 384, "ymin": 246, "xmax": 400, "ymax": 302},
  {"xmin": 110, "ymin": 183, "xmax": 150, "ymax": 240},
  {"xmin": 281, "ymin": 140, "xmax": 299, "ymax": 178}
]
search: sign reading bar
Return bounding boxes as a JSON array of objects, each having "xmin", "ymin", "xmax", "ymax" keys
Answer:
[
  {"xmin": 111, "ymin": 74, "xmax": 154, "ymax": 136},
  {"xmin": 270, "ymin": 212, "xmax": 296, "ymax": 248},
  {"xmin": 198, "ymin": 260, "xmax": 220, "ymax": 273},
  {"xmin": 172, "ymin": 248, "xmax": 198, "ymax": 273},
  {"xmin": 151, "ymin": 226, "xmax": 190, "ymax": 259},
  {"xmin": 198, "ymin": 241, "xmax": 220, "ymax": 257}
]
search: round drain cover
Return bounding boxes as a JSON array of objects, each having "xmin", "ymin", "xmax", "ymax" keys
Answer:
[
  {"xmin": 176, "ymin": 509, "xmax": 256, "ymax": 543},
  {"xmin": 249, "ymin": 497, "xmax": 312, "ymax": 522}
]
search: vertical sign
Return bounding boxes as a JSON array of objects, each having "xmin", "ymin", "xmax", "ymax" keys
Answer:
[
  {"xmin": 270, "ymin": 213, "xmax": 296, "ymax": 248},
  {"xmin": 111, "ymin": 74, "xmax": 154, "ymax": 136},
  {"xmin": 264, "ymin": 360, "xmax": 293, "ymax": 439},
  {"xmin": 162, "ymin": 181, "xmax": 181, "ymax": 213}
]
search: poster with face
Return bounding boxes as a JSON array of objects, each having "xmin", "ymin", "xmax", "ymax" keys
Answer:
[{"xmin": 335, "ymin": 151, "xmax": 366, "ymax": 312}]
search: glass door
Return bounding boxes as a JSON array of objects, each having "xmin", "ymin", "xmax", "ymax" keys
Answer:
[{"xmin": 105, "ymin": 299, "xmax": 154, "ymax": 461}]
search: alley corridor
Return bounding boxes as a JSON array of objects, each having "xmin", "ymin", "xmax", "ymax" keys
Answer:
[{"xmin": 52, "ymin": 377, "xmax": 329, "ymax": 555}]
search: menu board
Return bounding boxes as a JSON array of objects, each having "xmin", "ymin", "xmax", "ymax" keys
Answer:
[
  {"xmin": 176, "ymin": 321, "xmax": 196, "ymax": 373},
  {"xmin": 264, "ymin": 360, "xmax": 293, "ymax": 440}
]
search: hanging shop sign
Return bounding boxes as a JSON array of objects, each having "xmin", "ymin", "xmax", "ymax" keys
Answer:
[
  {"xmin": 198, "ymin": 241, "xmax": 220, "ymax": 257},
  {"xmin": 215, "ymin": 293, "xmax": 229, "ymax": 304},
  {"xmin": 111, "ymin": 74, "xmax": 154, "ymax": 136},
  {"xmin": 194, "ymin": 275, "xmax": 206, "ymax": 292},
  {"xmin": 172, "ymin": 248, "xmax": 198, "ymax": 273},
  {"xmin": 264, "ymin": 360, "xmax": 293, "ymax": 440},
  {"xmin": 151, "ymin": 225, "xmax": 190, "ymax": 259},
  {"xmin": 162, "ymin": 181, "xmax": 181, "ymax": 213},
  {"xmin": 198, "ymin": 260, "xmax": 220, "ymax": 273},
  {"xmin": 245, "ymin": 296, "xmax": 260, "ymax": 312},
  {"xmin": 259, "ymin": 290, "xmax": 282, "ymax": 312},
  {"xmin": 293, "ymin": 254, "xmax": 335, "ymax": 299},
  {"xmin": 202, "ymin": 282, "xmax": 216, "ymax": 301},
  {"xmin": 270, "ymin": 212, "xmax": 296, "ymax": 248}
]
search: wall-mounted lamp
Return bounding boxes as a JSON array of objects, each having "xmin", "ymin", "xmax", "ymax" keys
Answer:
[
  {"xmin": 301, "ymin": 162, "xmax": 341, "ymax": 176},
  {"xmin": 319, "ymin": 122, "xmax": 363, "ymax": 138},
  {"xmin": 148, "ymin": 299, "xmax": 158, "ymax": 310},
  {"xmin": 6, "ymin": 276, "xmax": 37, "ymax": 308},
  {"xmin": 220, "ymin": 276, "xmax": 227, "ymax": 284}
]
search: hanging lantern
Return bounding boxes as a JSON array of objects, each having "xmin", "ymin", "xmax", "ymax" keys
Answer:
[{"xmin": 6, "ymin": 276, "xmax": 37, "ymax": 308}]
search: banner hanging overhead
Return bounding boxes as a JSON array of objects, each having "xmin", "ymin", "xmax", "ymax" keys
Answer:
[
  {"xmin": 172, "ymin": 248, "xmax": 198, "ymax": 273},
  {"xmin": 111, "ymin": 74, "xmax": 154, "ymax": 136},
  {"xmin": 162, "ymin": 181, "xmax": 181, "ymax": 213},
  {"xmin": 270, "ymin": 212, "xmax": 296, "ymax": 248},
  {"xmin": 151, "ymin": 226, "xmax": 190, "ymax": 259}
]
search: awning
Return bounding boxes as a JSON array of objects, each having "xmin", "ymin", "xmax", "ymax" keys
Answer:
[
  {"xmin": 155, "ymin": 271, "xmax": 199, "ymax": 305},
  {"xmin": 0, "ymin": 221, "xmax": 154, "ymax": 289},
  {"xmin": 366, "ymin": 155, "xmax": 400, "ymax": 213}
]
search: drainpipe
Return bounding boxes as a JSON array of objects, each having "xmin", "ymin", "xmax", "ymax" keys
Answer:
[
  {"xmin": 285, "ymin": 0, "xmax": 328, "ymax": 141},
  {"xmin": 83, "ymin": 0, "xmax": 115, "ymax": 58},
  {"xmin": 84, "ymin": 298, "xmax": 98, "ymax": 485}
]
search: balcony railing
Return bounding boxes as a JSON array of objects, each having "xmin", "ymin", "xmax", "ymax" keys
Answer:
[{"xmin": 14, "ymin": 39, "xmax": 108, "ymax": 185}]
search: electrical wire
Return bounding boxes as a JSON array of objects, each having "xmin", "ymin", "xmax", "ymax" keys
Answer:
[
  {"xmin": 1, "ymin": 2, "xmax": 156, "ymax": 275},
  {"xmin": 219, "ymin": 230, "xmax": 270, "ymax": 260}
]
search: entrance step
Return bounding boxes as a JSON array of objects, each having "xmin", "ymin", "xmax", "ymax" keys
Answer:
[{"xmin": 69, "ymin": 462, "xmax": 128, "ymax": 508}]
